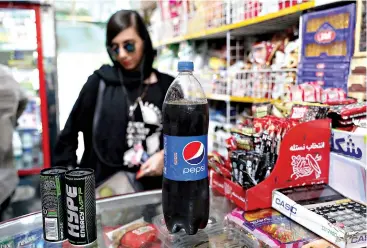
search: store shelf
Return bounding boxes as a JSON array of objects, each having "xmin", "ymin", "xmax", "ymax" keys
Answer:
[
  {"xmin": 207, "ymin": 93, "xmax": 279, "ymax": 103},
  {"xmin": 153, "ymin": 1, "xmax": 315, "ymax": 47}
]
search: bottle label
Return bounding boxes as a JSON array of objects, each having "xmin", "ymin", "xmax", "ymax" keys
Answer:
[{"xmin": 164, "ymin": 134, "xmax": 208, "ymax": 181}]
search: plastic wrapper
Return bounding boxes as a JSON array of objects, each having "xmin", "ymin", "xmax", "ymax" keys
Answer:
[
  {"xmin": 290, "ymin": 103, "xmax": 329, "ymax": 122},
  {"xmin": 104, "ymin": 218, "xmax": 158, "ymax": 248},
  {"xmin": 152, "ymin": 214, "xmax": 259, "ymax": 247},
  {"xmin": 328, "ymin": 102, "xmax": 367, "ymax": 128},
  {"xmin": 225, "ymin": 208, "xmax": 337, "ymax": 248}
]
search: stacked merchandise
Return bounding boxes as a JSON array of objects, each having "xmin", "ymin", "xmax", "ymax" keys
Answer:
[
  {"xmin": 232, "ymin": 30, "xmax": 299, "ymax": 100},
  {"xmin": 298, "ymin": 4, "xmax": 356, "ymax": 93},
  {"xmin": 286, "ymin": 82, "xmax": 347, "ymax": 103},
  {"xmin": 227, "ymin": 116, "xmax": 300, "ymax": 189},
  {"xmin": 231, "ymin": 0, "xmax": 309, "ymax": 24},
  {"xmin": 212, "ymin": 102, "xmax": 329, "ymax": 191},
  {"xmin": 328, "ymin": 101, "xmax": 366, "ymax": 131}
]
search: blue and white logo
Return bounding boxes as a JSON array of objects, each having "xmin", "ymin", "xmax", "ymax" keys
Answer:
[
  {"xmin": 183, "ymin": 141, "xmax": 205, "ymax": 165},
  {"xmin": 164, "ymin": 135, "xmax": 208, "ymax": 181}
]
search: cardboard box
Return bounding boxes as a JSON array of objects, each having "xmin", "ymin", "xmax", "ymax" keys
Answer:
[
  {"xmin": 211, "ymin": 119, "xmax": 331, "ymax": 210},
  {"xmin": 300, "ymin": 4, "xmax": 356, "ymax": 62},
  {"xmin": 331, "ymin": 129, "xmax": 367, "ymax": 165},
  {"xmin": 299, "ymin": 61, "xmax": 350, "ymax": 70},
  {"xmin": 329, "ymin": 152, "xmax": 366, "ymax": 204}
]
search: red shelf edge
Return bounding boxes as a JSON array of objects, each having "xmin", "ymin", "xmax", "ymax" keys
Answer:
[{"xmin": 18, "ymin": 167, "xmax": 43, "ymax": 177}]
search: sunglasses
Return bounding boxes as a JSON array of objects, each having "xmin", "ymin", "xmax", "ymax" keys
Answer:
[{"xmin": 108, "ymin": 42, "xmax": 136, "ymax": 59}]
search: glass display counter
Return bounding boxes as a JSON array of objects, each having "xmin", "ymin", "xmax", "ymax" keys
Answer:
[{"xmin": 0, "ymin": 189, "xmax": 262, "ymax": 247}]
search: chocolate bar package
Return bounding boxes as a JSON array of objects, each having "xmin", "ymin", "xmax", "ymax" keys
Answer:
[
  {"xmin": 328, "ymin": 102, "xmax": 367, "ymax": 128},
  {"xmin": 290, "ymin": 104, "xmax": 329, "ymax": 122},
  {"xmin": 298, "ymin": 75, "xmax": 349, "ymax": 92},
  {"xmin": 226, "ymin": 208, "xmax": 337, "ymax": 248}
]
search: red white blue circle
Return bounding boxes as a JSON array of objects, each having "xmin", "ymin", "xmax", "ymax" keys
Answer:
[{"xmin": 182, "ymin": 141, "xmax": 205, "ymax": 165}]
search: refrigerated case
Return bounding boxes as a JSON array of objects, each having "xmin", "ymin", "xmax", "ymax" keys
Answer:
[{"xmin": 0, "ymin": 1, "xmax": 58, "ymax": 176}]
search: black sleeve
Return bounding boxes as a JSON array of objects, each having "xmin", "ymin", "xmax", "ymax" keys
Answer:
[
  {"xmin": 53, "ymin": 74, "xmax": 99, "ymax": 167},
  {"xmin": 159, "ymin": 72, "xmax": 175, "ymax": 92}
]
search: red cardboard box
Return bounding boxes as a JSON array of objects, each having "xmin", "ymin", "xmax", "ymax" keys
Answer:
[{"xmin": 210, "ymin": 119, "xmax": 331, "ymax": 211}]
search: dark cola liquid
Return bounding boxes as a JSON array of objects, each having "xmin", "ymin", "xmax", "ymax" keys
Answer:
[{"xmin": 162, "ymin": 101, "xmax": 210, "ymax": 235}]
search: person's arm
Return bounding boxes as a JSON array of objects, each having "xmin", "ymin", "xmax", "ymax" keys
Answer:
[
  {"xmin": 136, "ymin": 72, "xmax": 174, "ymax": 179},
  {"xmin": 53, "ymin": 75, "xmax": 98, "ymax": 167}
]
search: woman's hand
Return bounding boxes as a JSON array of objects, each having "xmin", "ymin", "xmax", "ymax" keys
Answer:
[{"xmin": 136, "ymin": 150, "xmax": 164, "ymax": 179}]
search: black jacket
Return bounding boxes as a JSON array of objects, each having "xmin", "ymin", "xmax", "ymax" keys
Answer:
[{"xmin": 54, "ymin": 65, "xmax": 174, "ymax": 189}]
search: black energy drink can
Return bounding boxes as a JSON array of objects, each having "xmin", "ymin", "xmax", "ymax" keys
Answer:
[
  {"xmin": 65, "ymin": 168, "xmax": 96, "ymax": 245},
  {"xmin": 40, "ymin": 167, "xmax": 68, "ymax": 242}
]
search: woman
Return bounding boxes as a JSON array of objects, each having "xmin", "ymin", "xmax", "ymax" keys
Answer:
[{"xmin": 54, "ymin": 10, "xmax": 174, "ymax": 190}]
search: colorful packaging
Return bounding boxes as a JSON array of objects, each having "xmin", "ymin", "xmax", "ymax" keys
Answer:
[
  {"xmin": 298, "ymin": 75, "xmax": 350, "ymax": 92},
  {"xmin": 105, "ymin": 218, "xmax": 158, "ymax": 248},
  {"xmin": 290, "ymin": 103, "xmax": 329, "ymax": 122},
  {"xmin": 226, "ymin": 208, "xmax": 336, "ymax": 248},
  {"xmin": 300, "ymin": 4, "xmax": 356, "ymax": 62},
  {"xmin": 211, "ymin": 119, "xmax": 331, "ymax": 211},
  {"xmin": 299, "ymin": 61, "xmax": 350, "ymax": 70},
  {"xmin": 65, "ymin": 169, "xmax": 97, "ymax": 246},
  {"xmin": 328, "ymin": 102, "xmax": 367, "ymax": 128},
  {"xmin": 40, "ymin": 167, "xmax": 68, "ymax": 242},
  {"xmin": 0, "ymin": 237, "xmax": 14, "ymax": 248}
]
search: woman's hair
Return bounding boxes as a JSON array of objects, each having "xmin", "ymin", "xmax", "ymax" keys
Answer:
[{"xmin": 106, "ymin": 10, "xmax": 154, "ymax": 78}]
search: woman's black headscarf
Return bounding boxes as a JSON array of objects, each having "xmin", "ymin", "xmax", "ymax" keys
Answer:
[{"xmin": 106, "ymin": 10, "xmax": 155, "ymax": 81}]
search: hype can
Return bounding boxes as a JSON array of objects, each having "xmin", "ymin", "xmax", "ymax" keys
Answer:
[
  {"xmin": 40, "ymin": 167, "xmax": 68, "ymax": 242},
  {"xmin": 65, "ymin": 168, "xmax": 96, "ymax": 245}
]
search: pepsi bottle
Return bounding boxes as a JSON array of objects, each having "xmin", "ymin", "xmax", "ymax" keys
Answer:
[{"xmin": 162, "ymin": 61, "xmax": 209, "ymax": 235}]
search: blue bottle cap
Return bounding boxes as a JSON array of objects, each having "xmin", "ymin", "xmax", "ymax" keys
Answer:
[{"xmin": 178, "ymin": 61, "xmax": 194, "ymax": 72}]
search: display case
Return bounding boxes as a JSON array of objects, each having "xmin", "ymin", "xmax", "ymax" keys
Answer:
[
  {"xmin": 0, "ymin": 1, "xmax": 58, "ymax": 176},
  {"xmin": 0, "ymin": 190, "xmax": 243, "ymax": 248},
  {"xmin": 0, "ymin": 188, "xmax": 338, "ymax": 247}
]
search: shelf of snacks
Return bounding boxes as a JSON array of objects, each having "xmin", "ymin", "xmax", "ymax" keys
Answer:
[
  {"xmin": 206, "ymin": 94, "xmax": 280, "ymax": 104},
  {"xmin": 152, "ymin": 1, "xmax": 314, "ymax": 47}
]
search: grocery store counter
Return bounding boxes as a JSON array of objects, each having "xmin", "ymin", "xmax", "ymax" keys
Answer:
[
  {"xmin": 0, "ymin": 189, "xmax": 256, "ymax": 247},
  {"xmin": 0, "ymin": 188, "xmax": 338, "ymax": 247}
]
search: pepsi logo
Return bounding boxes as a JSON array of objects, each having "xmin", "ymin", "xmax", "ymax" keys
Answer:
[
  {"xmin": 183, "ymin": 141, "xmax": 205, "ymax": 165},
  {"xmin": 314, "ymin": 29, "xmax": 336, "ymax": 44}
]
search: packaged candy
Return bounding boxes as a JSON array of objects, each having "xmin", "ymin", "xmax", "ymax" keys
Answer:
[
  {"xmin": 209, "ymin": 153, "xmax": 231, "ymax": 179},
  {"xmin": 324, "ymin": 98, "xmax": 357, "ymax": 105},
  {"xmin": 226, "ymin": 208, "xmax": 336, "ymax": 248},
  {"xmin": 231, "ymin": 132, "xmax": 254, "ymax": 151},
  {"xmin": 105, "ymin": 218, "xmax": 158, "ymax": 248},
  {"xmin": 328, "ymin": 102, "xmax": 367, "ymax": 127},
  {"xmin": 252, "ymin": 103, "xmax": 271, "ymax": 118},
  {"xmin": 290, "ymin": 103, "xmax": 329, "ymax": 122}
]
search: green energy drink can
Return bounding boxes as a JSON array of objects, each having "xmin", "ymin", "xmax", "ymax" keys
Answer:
[
  {"xmin": 65, "ymin": 168, "xmax": 96, "ymax": 245},
  {"xmin": 40, "ymin": 167, "xmax": 68, "ymax": 242}
]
